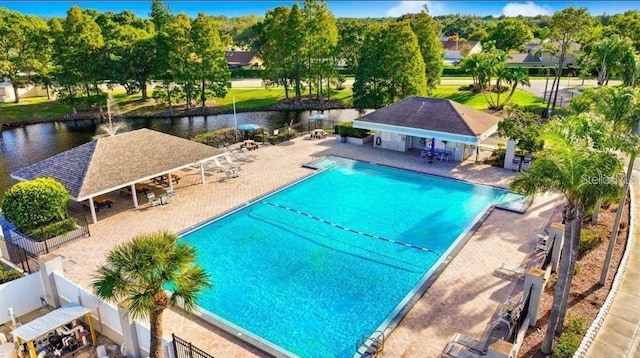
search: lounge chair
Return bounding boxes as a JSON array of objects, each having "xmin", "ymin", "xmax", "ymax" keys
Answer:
[
  {"xmin": 442, "ymin": 342, "xmax": 481, "ymax": 358},
  {"xmin": 451, "ymin": 333, "xmax": 486, "ymax": 354},
  {"xmin": 521, "ymin": 156, "xmax": 532, "ymax": 171},
  {"xmin": 536, "ymin": 234, "xmax": 550, "ymax": 251},
  {"xmin": 223, "ymin": 154, "xmax": 244, "ymax": 170},
  {"xmin": 212, "ymin": 158, "xmax": 231, "ymax": 171},
  {"xmin": 498, "ymin": 263, "xmax": 526, "ymax": 278},
  {"xmin": 230, "ymin": 149, "xmax": 251, "ymax": 162},
  {"xmin": 241, "ymin": 147, "xmax": 258, "ymax": 160},
  {"xmin": 166, "ymin": 189, "xmax": 178, "ymax": 201},
  {"xmin": 511, "ymin": 157, "xmax": 522, "ymax": 172},
  {"xmin": 147, "ymin": 193, "xmax": 161, "ymax": 207}
]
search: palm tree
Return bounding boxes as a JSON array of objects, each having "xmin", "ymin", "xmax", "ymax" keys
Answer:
[
  {"xmin": 93, "ymin": 231, "xmax": 211, "ymax": 358},
  {"xmin": 500, "ymin": 67, "xmax": 531, "ymax": 109},
  {"xmin": 510, "ymin": 114, "xmax": 622, "ymax": 354}
]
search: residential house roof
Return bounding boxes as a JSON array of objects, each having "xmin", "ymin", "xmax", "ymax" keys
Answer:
[
  {"xmin": 225, "ymin": 51, "xmax": 259, "ymax": 68},
  {"xmin": 507, "ymin": 53, "xmax": 543, "ymax": 65},
  {"xmin": 440, "ymin": 40, "xmax": 480, "ymax": 52}
]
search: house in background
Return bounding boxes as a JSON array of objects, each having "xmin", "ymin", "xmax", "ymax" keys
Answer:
[
  {"xmin": 224, "ymin": 51, "xmax": 264, "ymax": 69},
  {"xmin": 0, "ymin": 79, "xmax": 49, "ymax": 103},
  {"xmin": 441, "ymin": 40, "xmax": 483, "ymax": 64},
  {"xmin": 525, "ymin": 39, "xmax": 582, "ymax": 67},
  {"xmin": 507, "ymin": 52, "xmax": 543, "ymax": 67}
]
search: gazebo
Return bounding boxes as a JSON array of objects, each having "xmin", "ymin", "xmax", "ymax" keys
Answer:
[
  {"xmin": 11, "ymin": 129, "xmax": 225, "ymax": 223},
  {"xmin": 11, "ymin": 303, "xmax": 97, "ymax": 358},
  {"xmin": 353, "ymin": 97, "xmax": 503, "ymax": 161}
]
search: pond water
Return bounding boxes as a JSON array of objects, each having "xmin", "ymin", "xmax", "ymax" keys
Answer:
[{"xmin": 0, "ymin": 109, "xmax": 364, "ymax": 198}]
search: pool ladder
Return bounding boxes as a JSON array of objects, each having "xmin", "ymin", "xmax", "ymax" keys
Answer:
[{"xmin": 356, "ymin": 331, "xmax": 385, "ymax": 357}]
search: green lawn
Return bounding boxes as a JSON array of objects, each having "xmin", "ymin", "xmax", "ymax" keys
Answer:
[{"xmin": 0, "ymin": 82, "xmax": 544, "ymax": 125}]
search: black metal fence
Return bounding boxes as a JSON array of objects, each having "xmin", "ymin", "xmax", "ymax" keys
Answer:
[
  {"xmin": 172, "ymin": 334, "xmax": 215, "ymax": 358},
  {"xmin": 508, "ymin": 285, "xmax": 533, "ymax": 344},
  {"xmin": 0, "ymin": 236, "xmax": 39, "ymax": 274},
  {"xmin": 6, "ymin": 207, "xmax": 90, "ymax": 259}
]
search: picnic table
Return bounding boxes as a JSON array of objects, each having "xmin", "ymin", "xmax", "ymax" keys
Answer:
[
  {"xmin": 82, "ymin": 195, "xmax": 115, "ymax": 212},
  {"xmin": 240, "ymin": 140, "xmax": 259, "ymax": 150}
]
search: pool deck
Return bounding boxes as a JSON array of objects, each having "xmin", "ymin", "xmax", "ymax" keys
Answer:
[{"xmin": 54, "ymin": 136, "xmax": 563, "ymax": 357}]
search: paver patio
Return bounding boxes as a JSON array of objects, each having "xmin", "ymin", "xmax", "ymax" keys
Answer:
[{"xmin": 53, "ymin": 135, "xmax": 563, "ymax": 357}]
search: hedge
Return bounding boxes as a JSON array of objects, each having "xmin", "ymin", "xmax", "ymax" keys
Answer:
[
  {"xmin": 27, "ymin": 217, "xmax": 78, "ymax": 242},
  {"xmin": 193, "ymin": 127, "xmax": 241, "ymax": 148},
  {"xmin": 336, "ymin": 122, "xmax": 370, "ymax": 138}
]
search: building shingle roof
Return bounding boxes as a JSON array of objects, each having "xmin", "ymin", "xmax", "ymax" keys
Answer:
[
  {"xmin": 355, "ymin": 97, "xmax": 502, "ymax": 137},
  {"xmin": 225, "ymin": 51, "xmax": 257, "ymax": 67},
  {"xmin": 508, "ymin": 53, "xmax": 543, "ymax": 64},
  {"xmin": 440, "ymin": 40, "xmax": 479, "ymax": 51},
  {"xmin": 11, "ymin": 129, "xmax": 223, "ymax": 200}
]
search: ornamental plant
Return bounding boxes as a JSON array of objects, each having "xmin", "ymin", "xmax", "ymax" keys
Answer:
[{"xmin": 2, "ymin": 178, "xmax": 69, "ymax": 233}]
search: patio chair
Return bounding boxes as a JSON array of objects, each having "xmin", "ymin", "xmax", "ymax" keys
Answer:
[
  {"xmin": 536, "ymin": 234, "xmax": 550, "ymax": 251},
  {"xmin": 231, "ymin": 149, "xmax": 254, "ymax": 162},
  {"xmin": 241, "ymin": 147, "xmax": 258, "ymax": 160},
  {"xmin": 223, "ymin": 154, "xmax": 244, "ymax": 170},
  {"xmin": 147, "ymin": 193, "xmax": 161, "ymax": 207},
  {"xmin": 442, "ymin": 342, "xmax": 481, "ymax": 358},
  {"xmin": 451, "ymin": 333, "xmax": 486, "ymax": 354},
  {"xmin": 511, "ymin": 157, "xmax": 522, "ymax": 172},
  {"xmin": 166, "ymin": 189, "xmax": 178, "ymax": 201},
  {"xmin": 0, "ymin": 332, "xmax": 7, "ymax": 344},
  {"xmin": 212, "ymin": 158, "xmax": 232, "ymax": 171},
  {"xmin": 497, "ymin": 263, "xmax": 526, "ymax": 278},
  {"xmin": 521, "ymin": 156, "xmax": 532, "ymax": 171},
  {"xmin": 96, "ymin": 345, "xmax": 109, "ymax": 358}
]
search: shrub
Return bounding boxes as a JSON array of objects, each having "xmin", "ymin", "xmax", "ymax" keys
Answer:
[
  {"xmin": 0, "ymin": 266, "xmax": 23, "ymax": 284},
  {"xmin": 552, "ymin": 316, "xmax": 586, "ymax": 358},
  {"xmin": 27, "ymin": 217, "xmax": 78, "ymax": 242},
  {"xmin": 336, "ymin": 122, "xmax": 370, "ymax": 138},
  {"xmin": 579, "ymin": 229, "xmax": 601, "ymax": 252},
  {"xmin": 192, "ymin": 127, "xmax": 239, "ymax": 147},
  {"xmin": 2, "ymin": 178, "xmax": 69, "ymax": 233}
]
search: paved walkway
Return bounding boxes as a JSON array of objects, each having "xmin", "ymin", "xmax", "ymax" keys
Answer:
[
  {"xmin": 584, "ymin": 160, "xmax": 640, "ymax": 358},
  {"xmin": 52, "ymin": 137, "xmax": 563, "ymax": 357}
]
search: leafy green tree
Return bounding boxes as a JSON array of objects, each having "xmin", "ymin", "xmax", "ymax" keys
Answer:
[
  {"xmin": 608, "ymin": 10, "xmax": 640, "ymax": 52},
  {"xmin": 485, "ymin": 18, "xmax": 533, "ymax": 52},
  {"xmin": 353, "ymin": 22, "xmax": 426, "ymax": 111},
  {"xmin": 407, "ymin": 6, "xmax": 443, "ymax": 95},
  {"xmin": 545, "ymin": 7, "xmax": 594, "ymax": 112},
  {"xmin": 52, "ymin": 6, "xmax": 104, "ymax": 104},
  {"xmin": 583, "ymin": 35, "xmax": 636, "ymax": 86},
  {"xmin": 93, "ymin": 231, "xmax": 211, "ymax": 358},
  {"xmin": 303, "ymin": 0, "xmax": 338, "ymax": 103},
  {"xmin": 2, "ymin": 178, "xmax": 69, "ymax": 233},
  {"xmin": 0, "ymin": 9, "xmax": 50, "ymax": 103},
  {"xmin": 337, "ymin": 19, "xmax": 370, "ymax": 74},
  {"xmin": 497, "ymin": 108, "xmax": 543, "ymax": 154},
  {"xmin": 511, "ymin": 114, "xmax": 622, "ymax": 354},
  {"xmin": 286, "ymin": 4, "xmax": 306, "ymax": 102},
  {"xmin": 262, "ymin": 6, "xmax": 292, "ymax": 98},
  {"xmin": 191, "ymin": 12, "xmax": 231, "ymax": 107},
  {"xmin": 150, "ymin": 0, "xmax": 174, "ymax": 104},
  {"xmin": 165, "ymin": 13, "xmax": 197, "ymax": 108}
]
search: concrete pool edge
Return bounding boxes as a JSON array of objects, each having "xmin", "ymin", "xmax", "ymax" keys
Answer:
[{"xmin": 355, "ymin": 203, "xmax": 498, "ymax": 357}]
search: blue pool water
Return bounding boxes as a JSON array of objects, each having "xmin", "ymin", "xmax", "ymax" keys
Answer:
[{"xmin": 181, "ymin": 157, "xmax": 506, "ymax": 357}]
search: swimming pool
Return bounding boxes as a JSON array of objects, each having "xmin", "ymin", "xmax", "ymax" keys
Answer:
[{"xmin": 181, "ymin": 157, "xmax": 507, "ymax": 357}]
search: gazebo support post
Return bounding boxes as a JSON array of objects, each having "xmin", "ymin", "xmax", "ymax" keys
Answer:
[
  {"xmin": 168, "ymin": 174, "xmax": 174, "ymax": 191},
  {"xmin": 27, "ymin": 340, "xmax": 37, "ymax": 358},
  {"xmin": 89, "ymin": 198, "xmax": 97, "ymax": 224},
  {"xmin": 200, "ymin": 163, "xmax": 206, "ymax": 184},
  {"xmin": 131, "ymin": 184, "xmax": 139, "ymax": 208},
  {"xmin": 85, "ymin": 312, "xmax": 97, "ymax": 346}
]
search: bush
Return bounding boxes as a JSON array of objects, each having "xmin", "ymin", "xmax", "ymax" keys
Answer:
[
  {"xmin": 0, "ymin": 266, "xmax": 23, "ymax": 284},
  {"xmin": 192, "ymin": 127, "xmax": 240, "ymax": 147},
  {"xmin": 27, "ymin": 217, "xmax": 78, "ymax": 242},
  {"xmin": 336, "ymin": 122, "xmax": 370, "ymax": 138},
  {"xmin": 2, "ymin": 178, "xmax": 69, "ymax": 233},
  {"xmin": 552, "ymin": 316, "xmax": 587, "ymax": 358},
  {"xmin": 579, "ymin": 229, "xmax": 601, "ymax": 252}
]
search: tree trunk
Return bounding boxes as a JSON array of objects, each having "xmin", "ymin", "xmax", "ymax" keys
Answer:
[
  {"xmin": 601, "ymin": 155, "xmax": 635, "ymax": 284},
  {"xmin": 46, "ymin": 84, "xmax": 51, "ymax": 101},
  {"xmin": 557, "ymin": 213, "xmax": 583, "ymax": 331},
  {"xmin": 552, "ymin": 53, "xmax": 566, "ymax": 108},
  {"xmin": 141, "ymin": 80, "xmax": 148, "ymax": 101},
  {"xmin": 149, "ymin": 309, "xmax": 164, "ymax": 358},
  {"xmin": 541, "ymin": 205, "xmax": 576, "ymax": 353},
  {"xmin": 12, "ymin": 84, "xmax": 20, "ymax": 104},
  {"xmin": 201, "ymin": 77, "xmax": 206, "ymax": 108},
  {"xmin": 592, "ymin": 200, "xmax": 601, "ymax": 224},
  {"xmin": 545, "ymin": 74, "xmax": 559, "ymax": 116}
]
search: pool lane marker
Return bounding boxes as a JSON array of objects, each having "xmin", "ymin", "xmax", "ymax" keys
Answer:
[{"xmin": 261, "ymin": 201, "xmax": 440, "ymax": 256}]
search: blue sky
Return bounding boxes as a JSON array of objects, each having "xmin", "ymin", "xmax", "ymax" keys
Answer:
[{"xmin": 2, "ymin": 1, "xmax": 639, "ymax": 19}]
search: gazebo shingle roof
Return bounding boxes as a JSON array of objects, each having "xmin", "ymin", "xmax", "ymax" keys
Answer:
[
  {"xmin": 355, "ymin": 97, "xmax": 501, "ymax": 136},
  {"xmin": 11, "ymin": 129, "xmax": 223, "ymax": 200}
]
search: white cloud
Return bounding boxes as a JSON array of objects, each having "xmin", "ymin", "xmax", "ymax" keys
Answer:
[
  {"xmin": 501, "ymin": 2, "xmax": 553, "ymax": 17},
  {"xmin": 386, "ymin": 1, "xmax": 448, "ymax": 17}
]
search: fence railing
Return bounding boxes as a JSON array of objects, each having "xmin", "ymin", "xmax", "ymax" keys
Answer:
[
  {"xmin": 0, "ymin": 236, "xmax": 39, "ymax": 273},
  {"xmin": 172, "ymin": 334, "xmax": 215, "ymax": 358},
  {"xmin": 508, "ymin": 285, "xmax": 533, "ymax": 344},
  {"xmin": 8, "ymin": 207, "xmax": 90, "ymax": 258}
]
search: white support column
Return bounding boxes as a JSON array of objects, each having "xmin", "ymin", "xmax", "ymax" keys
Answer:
[
  {"xmin": 200, "ymin": 163, "xmax": 206, "ymax": 184},
  {"xmin": 131, "ymin": 184, "xmax": 139, "ymax": 208},
  {"xmin": 38, "ymin": 254, "xmax": 64, "ymax": 308},
  {"xmin": 524, "ymin": 268, "xmax": 546, "ymax": 327},
  {"xmin": 549, "ymin": 222, "xmax": 565, "ymax": 273},
  {"xmin": 168, "ymin": 174, "xmax": 174, "ymax": 191},
  {"xmin": 89, "ymin": 198, "xmax": 97, "ymax": 224},
  {"xmin": 504, "ymin": 139, "xmax": 516, "ymax": 170},
  {"xmin": 487, "ymin": 340, "xmax": 514, "ymax": 358}
]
